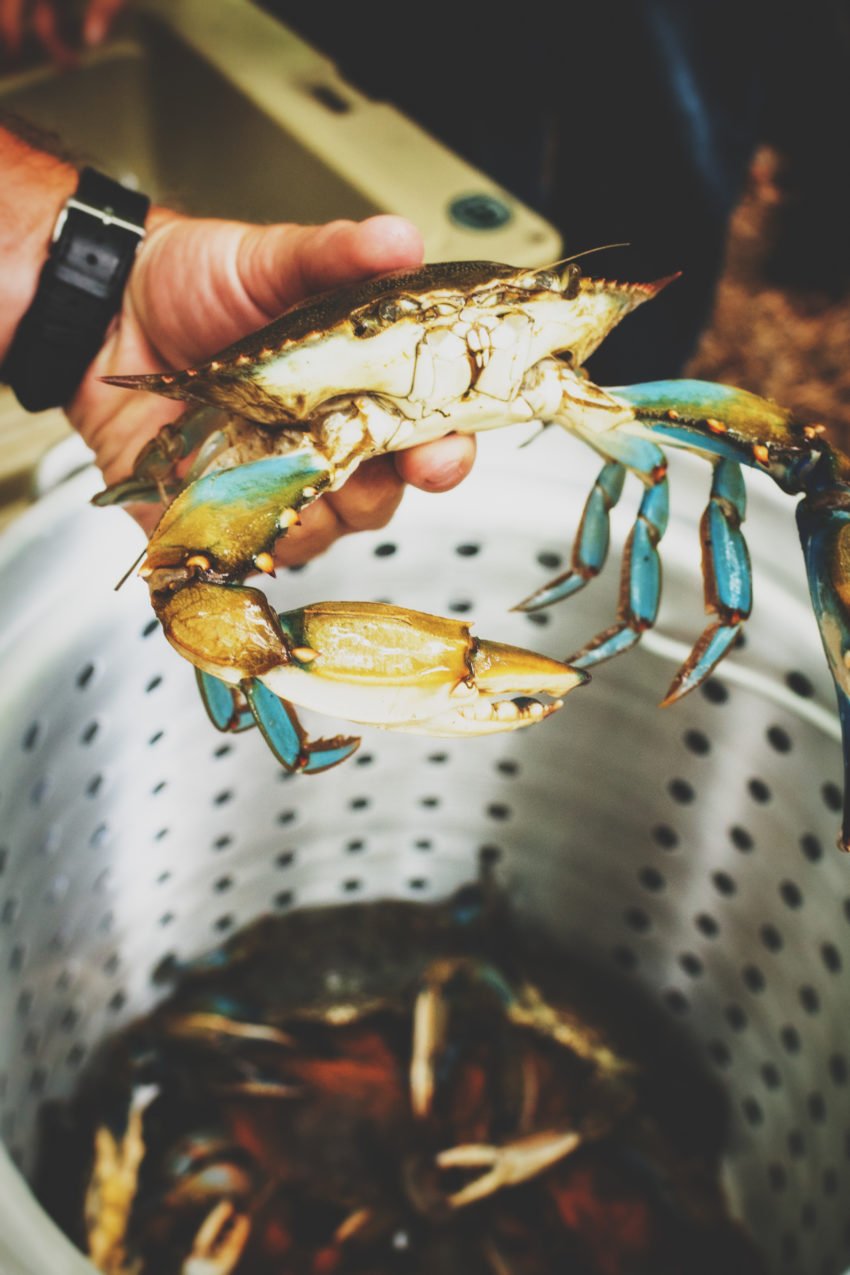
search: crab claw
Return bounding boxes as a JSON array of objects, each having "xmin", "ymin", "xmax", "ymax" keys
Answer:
[
  {"xmin": 161, "ymin": 594, "xmax": 581, "ymax": 773},
  {"xmin": 259, "ymin": 602, "xmax": 588, "ymax": 737}
]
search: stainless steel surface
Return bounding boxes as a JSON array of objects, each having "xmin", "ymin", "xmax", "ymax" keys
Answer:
[{"xmin": 0, "ymin": 430, "xmax": 848, "ymax": 1274}]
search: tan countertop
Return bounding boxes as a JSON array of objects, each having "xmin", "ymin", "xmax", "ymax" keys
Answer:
[{"xmin": 0, "ymin": 392, "xmax": 70, "ymax": 530}]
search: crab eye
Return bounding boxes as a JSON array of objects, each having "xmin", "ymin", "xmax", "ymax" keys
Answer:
[
  {"xmin": 351, "ymin": 294, "xmax": 421, "ymax": 338},
  {"xmin": 562, "ymin": 263, "xmax": 582, "ymax": 299},
  {"xmin": 352, "ymin": 310, "xmax": 383, "ymax": 339},
  {"xmin": 533, "ymin": 270, "xmax": 559, "ymax": 292}
]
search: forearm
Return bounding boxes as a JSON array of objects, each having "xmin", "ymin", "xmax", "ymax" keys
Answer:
[{"xmin": 0, "ymin": 125, "xmax": 77, "ymax": 363}]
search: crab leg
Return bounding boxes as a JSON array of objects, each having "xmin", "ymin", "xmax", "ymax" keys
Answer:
[
  {"xmin": 436, "ymin": 1128, "xmax": 583, "ymax": 1209},
  {"xmin": 515, "ymin": 460, "xmax": 627, "ymax": 611},
  {"xmin": 182, "ymin": 1200, "xmax": 251, "ymax": 1275},
  {"xmin": 409, "ymin": 958, "xmax": 630, "ymax": 1122},
  {"xmin": 241, "ymin": 677, "xmax": 359, "ymax": 773},
  {"xmin": 662, "ymin": 457, "xmax": 751, "ymax": 704},
  {"xmin": 85, "ymin": 1084, "xmax": 159, "ymax": 1273},
  {"xmin": 796, "ymin": 492, "xmax": 850, "ymax": 851},
  {"xmin": 197, "ymin": 669, "xmax": 359, "ymax": 773},
  {"xmin": 564, "ymin": 434, "xmax": 669, "ymax": 669},
  {"xmin": 93, "ymin": 405, "xmax": 234, "ymax": 507}
]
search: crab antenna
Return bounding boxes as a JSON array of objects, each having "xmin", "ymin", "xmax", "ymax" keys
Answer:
[
  {"xmin": 519, "ymin": 423, "xmax": 552, "ymax": 450},
  {"xmin": 536, "ymin": 243, "xmax": 631, "ymax": 272},
  {"xmin": 114, "ymin": 546, "xmax": 148, "ymax": 592}
]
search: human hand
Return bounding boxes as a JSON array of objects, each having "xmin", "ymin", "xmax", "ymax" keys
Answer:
[
  {"xmin": 69, "ymin": 211, "xmax": 476, "ymax": 564},
  {"xmin": 0, "ymin": 0, "xmax": 125, "ymax": 67}
]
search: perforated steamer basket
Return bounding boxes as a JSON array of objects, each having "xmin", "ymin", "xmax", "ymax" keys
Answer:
[{"xmin": 0, "ymin": 427, "xmax": 848, "ymax": 1275}]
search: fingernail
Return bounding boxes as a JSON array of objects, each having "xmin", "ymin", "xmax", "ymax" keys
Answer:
[{"xmin": 421, "ymin": 459, "xmax": 465, "ymax": 491}]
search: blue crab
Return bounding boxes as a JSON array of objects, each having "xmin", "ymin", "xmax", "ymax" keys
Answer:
[{"xmin": 95, "ymin": 259, "xmax": 850, "ymax": 847}]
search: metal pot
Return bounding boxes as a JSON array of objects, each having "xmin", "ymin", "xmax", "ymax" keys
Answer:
[{"xmin": 0, "ymin": 429, "xmax": 847, "ymax": 1275}]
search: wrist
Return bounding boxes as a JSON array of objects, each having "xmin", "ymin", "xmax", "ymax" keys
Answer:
[
  {"xmin": 0, "ymin": 132, "xmax": 77, "ymax": 364},
  {"xmin": 2, "ymin": 161, "xmax": 152, "ymax": 412}
]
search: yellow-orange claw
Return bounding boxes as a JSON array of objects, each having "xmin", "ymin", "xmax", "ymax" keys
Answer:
[{"xmin": 257, "ymin": 602, "xmax": 588, "ymax": 738}]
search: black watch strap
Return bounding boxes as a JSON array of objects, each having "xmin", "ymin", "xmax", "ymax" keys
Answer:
[{"xmin": 2, "ymin": 167, "xmax": 150, "ymax": 412}]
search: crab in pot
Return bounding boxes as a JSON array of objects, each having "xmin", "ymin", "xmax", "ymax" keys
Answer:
[{"xmin": 96, "ymin": 258, "xmax": 850, "ymax": 847}]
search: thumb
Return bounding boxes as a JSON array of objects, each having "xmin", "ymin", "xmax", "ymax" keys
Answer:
[{"xmin": 235, "ymin": 215, "xmax": 424, "ymax": 319}]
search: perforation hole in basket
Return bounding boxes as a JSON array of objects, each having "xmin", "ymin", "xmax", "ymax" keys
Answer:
[
  {"xmin": 496, "ymin": 758, "xmax": 520, "ymax": 777},
  {"xmin": 695, "ymin": 913, "xmax": 719, "ymax": 938},
  {"xmin": 700, "ymin": 677, "xmax": 729, "ymax": 704},
  {"xmin": 678, "ymin": 952, "xmax": 703, "ymax": 978},
  {"xmin": 822, "ymin": 782, "xmax": 842, "ymax": 813},
  {"xmin": 767, "ymin": 725, "xmax": 793, "ymax": 753},
  {"xmin": 663, "ymin": 988, "xmax": 689, "ymax": 1015},
  {"xmin": 730, "ymin": 825, "xmax": 754, "ymax": 852},
  {"xmin": 712, "ymin": 871, "xmax": 736, "ymax": 897},
  {"xmin": 683, "ymin": 728, "xmax": 710, "ymax": 756},
  {"xmin": 611, "ymin": 944, "xmax": 638, "ymax": 971},
  {"xmin": 91, "ymin": 821, "xmax": 109, "ymax": 851},
  {"xmin": 829, "ymin": 1054, "xmax": 848, "ymax": 1086},
  {"xmin": 652, "ymin": 823, "xmax": 679, "ymax": 850},
  {"xmin": 725, "ymin": 1004, "xmax": 748, "ymax": 1031},
  {"xmin": 748, "ymin": 777, "xmax": 772, "ymax": 804},
  {"xmin": 742, "ymin": 964, "xmax": 766, "ymax": 995},
  {"xmin": 668, "ymin": 777, "xmax": 695, "ymax": 804},
  {"xmin": 761, "ymin": 924, "xmax": 784, "ymax": 953},
  {"xmin": 801, "ymin": 833, "xmax": 823, "ymax": 863},
  {"xmin": 624, "ymin": 907, "xmax": 651, "ymax": 934},
  {"xmin": 761, "ymin": 1062, "xmax": 782, "ymax": 1090},
  {"xmin": 780, "ymin": 880, "xmax": 804, "ymax": 909},
  {"xmin": 639, "ymin": 866, "xmax": 665, "ymax": 893}
]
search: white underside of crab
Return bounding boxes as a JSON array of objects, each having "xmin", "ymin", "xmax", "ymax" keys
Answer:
[
  {"xmin": 253, "ymin": 292, "xmax": 646, "ymax": 423},
  {"xmin": 298, "ymin": 359, "xmax": 638, "ymax": 487}
]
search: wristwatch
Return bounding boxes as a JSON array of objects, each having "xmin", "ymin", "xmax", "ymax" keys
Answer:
[{"xmin": 2, "ymin": 167, "xmax": 150, "ymax": 412}]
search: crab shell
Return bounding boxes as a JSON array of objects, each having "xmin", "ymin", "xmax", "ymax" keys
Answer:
[{"xmin": 102, "ymin": 260, "xmax": 673, "ymax": 426}]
